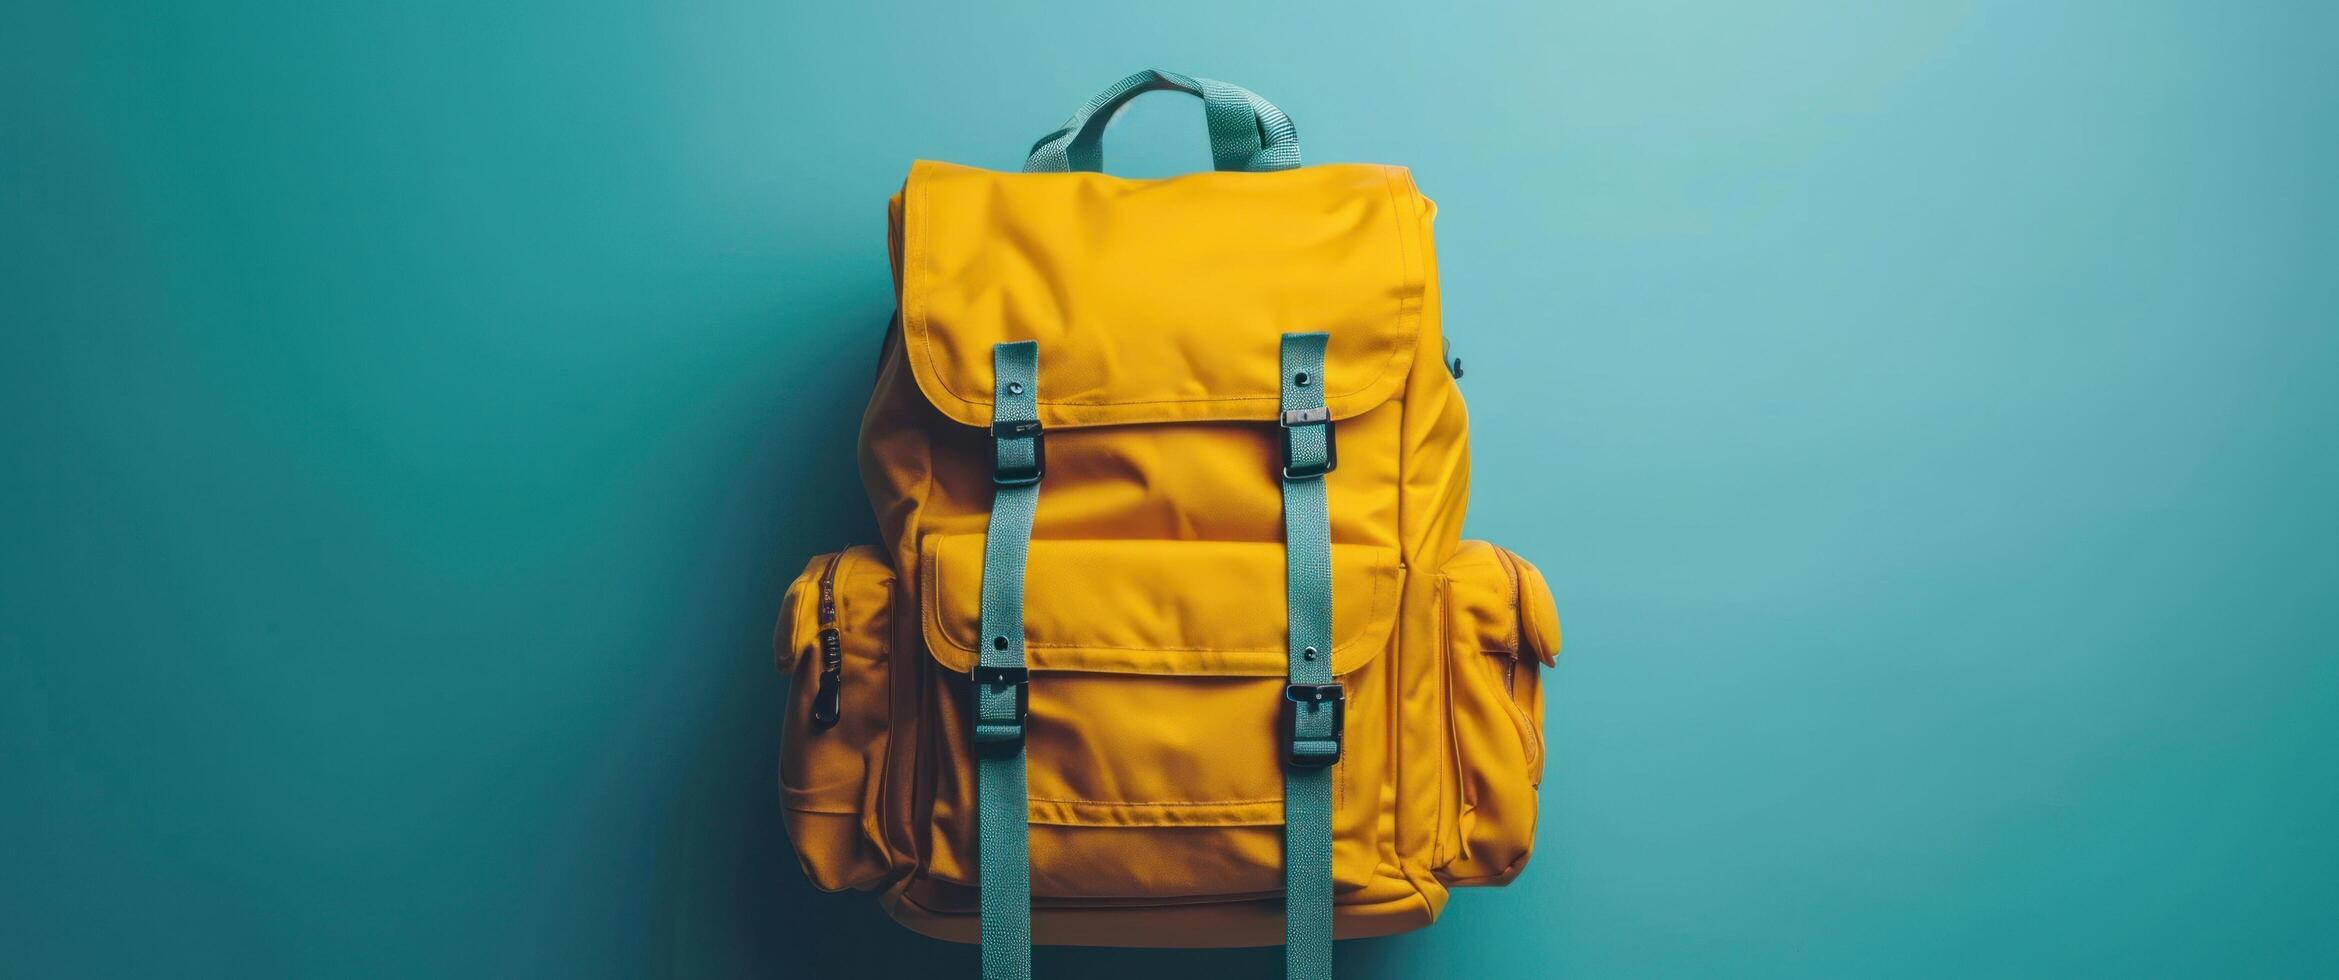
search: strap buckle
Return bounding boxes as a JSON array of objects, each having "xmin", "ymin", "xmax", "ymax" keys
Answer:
[
  {"xmin": 971, "ymin": 664, "xmax": 1030, "ymax": 749},
  {"xmin": 1282, "ymin": 682, "xmax": 1345, "ymax": 768},
  {"xmin": 1278, "ymin": 406, "xmax": 1336, "ymax": 480},
  {"xmin": 992, "ymin": 418, "xmax": 1045, "ymax": 486}
]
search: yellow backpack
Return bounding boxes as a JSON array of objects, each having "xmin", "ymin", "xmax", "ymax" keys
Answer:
[{"xmin": 775, "ymin": 70, "xmax": 1560, "ymax": 979}]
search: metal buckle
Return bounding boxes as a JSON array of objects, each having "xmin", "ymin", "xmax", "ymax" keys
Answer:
[
  {"xmin": 971, "ymin": 664, "xmax": 1030, "ymax": 749},
  {"xmin": 1282, "ymin": 682, "xmax": 1346, "ymax": 768},
  {"xmin": 1278, "ymin": 407, "xmax": 1336, "ymax": 480},
  {"xmin": 992, "ymin": 418, "xmax": 1045, "ymax": 486}
]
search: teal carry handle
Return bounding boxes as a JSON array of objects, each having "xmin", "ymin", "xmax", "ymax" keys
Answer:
[{"xmin": 1023, "ymin": 69, "xmax": 1301, "ymax": 174}]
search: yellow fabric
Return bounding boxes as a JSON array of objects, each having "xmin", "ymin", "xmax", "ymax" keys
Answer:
[
  {"xmin": 921, "ymin": 536, "xmax": 1400, "ymax": 677},
  {"xmin": 775, "ymin": 160, "xmax": 1561, "ymax": 947},
  {"xmin": 898, "ymin": 161, "xmax": 1425, "ymax": 429}
]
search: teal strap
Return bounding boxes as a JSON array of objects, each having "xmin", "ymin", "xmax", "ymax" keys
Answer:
[
  {"xmin": 1277, "ymin": 332, "xmax": 1338, "ymax": 979},
  {"xmin": 1023, "ymin": 68, "xmax": 1301, "ymax": 174},
  {"xmin": 975, "ymin": 341, "xmax": 1042, "ymax": 980}
]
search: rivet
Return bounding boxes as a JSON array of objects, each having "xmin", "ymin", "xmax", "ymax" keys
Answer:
[
  {"xmin": 993, "ymin": 635, "xmax": 1009, "ymax": 651},
  {"xmin": 1293, "ymin": 372, "xmax": 1311, "ymax": 387},
  {"xmin": 1006, "ymin": 382, "xmax": 1024, "ymax": 396},
  {"xmin": 1302, "ymin": 646, "xmax": 1319, "ymax": 661}
]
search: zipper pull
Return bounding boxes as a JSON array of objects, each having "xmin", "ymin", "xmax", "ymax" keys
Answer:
[
  {"xmin": 811, "ymin": 626, "xmax": 843, "ymax": 729},
  {"xmin": 808, "ymin": 551, "xmax": 847, "ymax": 730}
]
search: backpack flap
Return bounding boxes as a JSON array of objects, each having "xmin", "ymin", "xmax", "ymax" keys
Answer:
[
  {"xmin": 893, "ymin": 160, "xmax": 1429, "ymax": 429},
  {"xmin": 919, "ymin": 534, "xmax": 1400, "ymax": 678}
]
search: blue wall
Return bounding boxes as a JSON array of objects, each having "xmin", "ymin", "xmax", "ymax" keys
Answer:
[{"xmin": 5, "ymin": 1, "xmax": 2333, "ymax": 976}]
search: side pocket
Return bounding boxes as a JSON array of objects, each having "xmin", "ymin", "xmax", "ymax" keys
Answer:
[
  {"xmin": 1436, "ymin": 540, "xmax": 1561, "ymax": 886},
  {"xmin": 776, "ymin": 546, "xmax": 897, "ymax": 891}
]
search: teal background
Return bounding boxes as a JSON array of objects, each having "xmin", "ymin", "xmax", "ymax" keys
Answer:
[{"xmin": 5, "ymin": 0, "xmax": 2334, "ymax": 976}]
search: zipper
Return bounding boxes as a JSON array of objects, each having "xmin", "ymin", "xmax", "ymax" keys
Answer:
[
  {"xmin": 1492, "ymin": 547, "xmax": 1521, "ymax": 696},
  {"xmin": 810, "ymin": 551, "xmax": 846, "ymax": 729}
]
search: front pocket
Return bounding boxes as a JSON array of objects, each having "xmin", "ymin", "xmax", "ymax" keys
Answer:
[
  {"xmin": 916, "ymin": 535, "xmax": 1403, "ymax": 901},
  {"xmin": 1436, "ymin": 541, "xmax": 1560, "ymax": 885},
  {"xmin": 776, "ymin": 546, "xmax": 897, "ymax": 891}
]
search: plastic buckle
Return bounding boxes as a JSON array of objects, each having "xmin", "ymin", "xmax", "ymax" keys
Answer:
[
  {"xmin": 1282, "ymin": 682, "xmax": 1346, "ymax": 768},
  {"xmin": 1278, "ymin": 406, "xmax": 1336, "ymax": 480},
  {"xmin": 971, "ymin": 663, "xmax": 1030, "ymax": 750},
  {"xmin": 992, "ymin": 418, "xmax": 1045, "ymax": 486}
]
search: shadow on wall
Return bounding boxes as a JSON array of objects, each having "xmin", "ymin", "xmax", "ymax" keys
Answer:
[
  {"xmin": 626, "ymin": 300, "xmax": 930, "ymax": 976},
  {"xmin": 624, "ymin": 304, "xmax": 1347, "ymax": 977}
]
